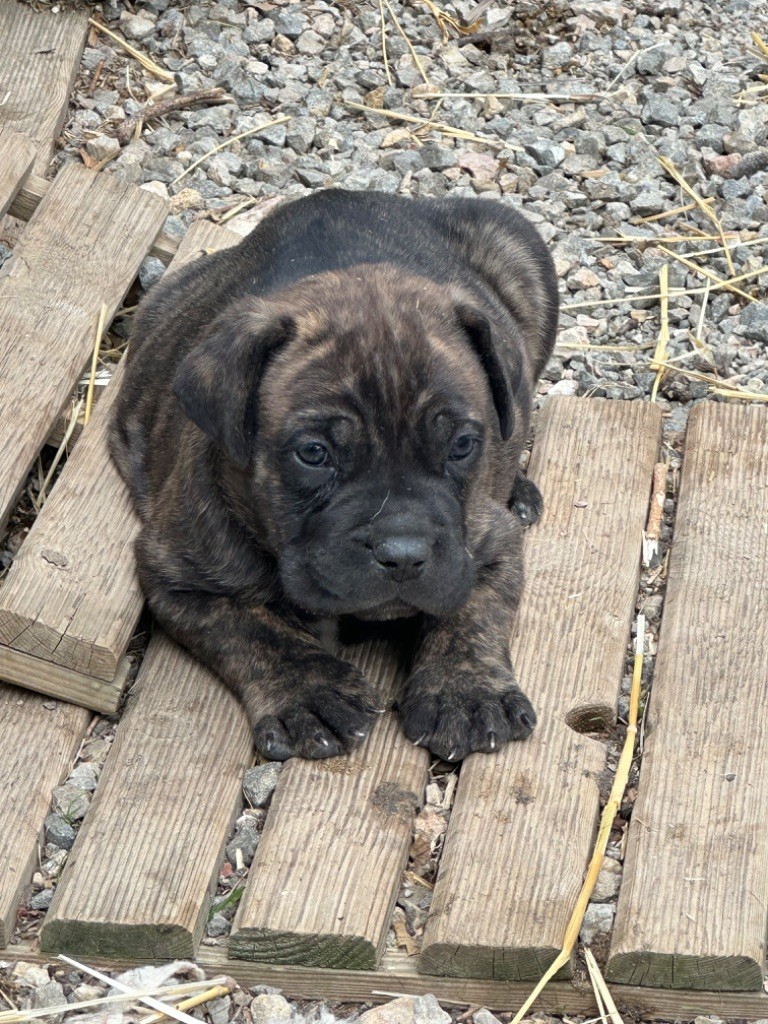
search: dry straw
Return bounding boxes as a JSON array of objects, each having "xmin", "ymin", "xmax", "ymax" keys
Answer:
[
  {"xmin": 87, "ymin": 19, "xmax": 175, "ymax": 82},
  {"xmin": 510, "ymin": 615, "xmax": 646, "ymax": 1024},
  {"xmin": 658, "ymin": 156, "xmax": 735, "ymax": 276},
  {"xmin": 346, "ymin": 101, "xmax": 515, "ymax": 149},
  {"xmin": 650, "ymin": 265, "xmax": 670, "ymax": 403},
  {"xmin": 171, "ymin": 116, "xmax": 291, "ymax": 185}
]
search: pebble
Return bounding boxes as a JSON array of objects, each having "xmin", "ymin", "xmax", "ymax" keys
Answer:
[
  {"xmin": 226, "ymin": 813, "xmax": 261, "ymax": 866},
  {"xmin": 593, "ymin": 857, "xmax": 622, "ymax": 901},
  {"xmin": 739, "ymin": 303, "xmax": 768, "ymax": 343},
  {"xmin": 44, "ymin": 812, "xmax": 76, "ymax": 851},
  {"xmin": 473, "ymin": 1011, "xmax": 502, "ymax": 1024},
  {"xmin": 51, "ymin": 784, "xmax": 90, "ymax": 822},
  {"xmin": 359, "ymin": 994, "xmax": 451, "ymax": 1024},
  {"xmin": 580, "ymin": 903, "xmax": 616, "ymax": 944},
  {"xmin": 251, "ymin": 993, "xmax": 294, "ymax": 1024},
  {"xmin": 243, "ymin": 762, "xmax": 282, "ymax": 807}
]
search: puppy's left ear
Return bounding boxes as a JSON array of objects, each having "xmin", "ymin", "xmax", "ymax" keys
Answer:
[
  {"xmin": 454, "ymin": 303, "xmax": 521, "ymax": 441},
  {"xmin": 172, "ymin": 299, "xmax": 295, "ymax": 467}
]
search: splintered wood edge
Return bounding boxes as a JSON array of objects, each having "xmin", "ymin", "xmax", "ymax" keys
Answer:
[
  {"xmin": 0, "ymin": 133, "xmax": 35, "ymax": 217},
  {"xmin": 606, "ymin": 952, "xmax": 764, "ymax": 992},
  {"xmin": 0, "ymin": 647, "xmax": 128, "ymax": 713},
  {"xmin": 229, "ymin": 931, "xmax": 377, "ymax": 971}
]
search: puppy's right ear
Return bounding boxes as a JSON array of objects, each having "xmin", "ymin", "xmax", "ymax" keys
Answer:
[{"xmin": 172, "ymin": 299, "xmax": 295, "ymax": 468}]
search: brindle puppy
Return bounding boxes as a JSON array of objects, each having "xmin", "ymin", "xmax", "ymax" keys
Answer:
[{"xmin": 110, "ymin": 189, "xmax": 558, "ymax": 762}]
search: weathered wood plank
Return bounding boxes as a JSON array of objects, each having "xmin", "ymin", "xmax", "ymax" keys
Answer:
[
  {"xmin": 0, "ymin": 362, "xmax": 139, "ymax": 683},
  {"xmin": 0, "ymin": 131, "xmax": 35, "ymax": 218},
  {"xmin": 230, "ymin": 641, "xmax": 428, "ymax": 969},
  {"xmin": 40, "ymin": 633, "xmax": 253, "ymax": 959},
  {"xmin": 0, "ymin": 685, "xmax": 90, "ymax": 947},
  {"xmin": 419, "ymin": 397, "xmax": 662, "ymax": 980},
  {"xmin": 7, "ymin": 941, "xmax": 768, "ymax": 1022},
  {"xmin": 607, "ymin": 402, "xmax": 768, "ymax": 992},
  {"xmin": 9, "ymin": 172, "xmax": 182, "ymax": 266},
  {"xmin": 0, "ymin": 162, "xmax": 166, "ymax": 536},
  {"xmin": 0, "ymin": 646, "xmax": 130, "ymax": 714},
  {"xmin": 0, "ymin": 221, "xmax": 237, "ymax": 711},
  {"xmin": 0, "ymin": 2, "xmax": 89, "ymax": 175}
]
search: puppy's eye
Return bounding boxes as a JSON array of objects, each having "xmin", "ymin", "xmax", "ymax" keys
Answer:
[
  {"xmin": 295, "ymin": 441, "xmax": 331, "ymax": 467},
  {"xmin": 449, "ymin": 435, "xmax": 478, "ymax": 461}
]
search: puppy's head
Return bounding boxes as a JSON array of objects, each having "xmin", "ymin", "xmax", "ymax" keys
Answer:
[{"xmin": 172, "ymin": 264, "xmax": 521, "ymax": 618}]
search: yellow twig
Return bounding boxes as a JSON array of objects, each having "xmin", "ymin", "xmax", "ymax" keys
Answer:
[
  {"xmin": 87, "ymin": 19, "xmax": 175, "ymax": 82},
  {"xmin": 584, "ymin": 949, "xmax": 624, "ymax": 1024},
  {"xmin": 138, "ymin": 984, "xmax": 233, "ymax": 1024},
  {"xmin": 650, "ymin": 266, "xmax": 670, "ymax": 403},
  {"xmin": 382, "ymin": 0, "xmax": 431, "ymax": 87},
  {"xmin": 711, "ymin": 386, "xmax": 768, "ymax": 402},
  {"xmin": 751, "ymin": 31, "xmax": 768, "ymax": 58},
  {"xmin": 171, "ymin": 116, "xmax": 290, "ymax": 185},
  {"xmin": 658, "ymin": 156, "xmax": 735, "ymax": 275},
  {"xmin": 378, "ymin": 0, "xmax": 393, "ymax": 86},
  {"xmin": 510, "ymin": 617, "xmax": 646, "ymax": 1024},
  {"xmin": 657, "ymin": 245, "xmax": 764, "ymax": 304},
  {"xmin": 634, "ymin": 197, "xmax": 714, "ymax": 224},
  {"xmin": 84, "ymin": 302, "xmax": 109, "ymax": 426},
  {"xmin": 346, "ymin": 101, "xmax": 512, "ymax": 148}
]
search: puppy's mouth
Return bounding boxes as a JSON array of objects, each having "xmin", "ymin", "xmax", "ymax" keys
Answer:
[{"xmin": 279, "ymin": 549, "xmax": 474, "ymax": 619}]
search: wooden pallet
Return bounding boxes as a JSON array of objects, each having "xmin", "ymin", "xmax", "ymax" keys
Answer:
[{"xmin": 2, "ymin": 3, "xmax": 768, "ymax": 1007}]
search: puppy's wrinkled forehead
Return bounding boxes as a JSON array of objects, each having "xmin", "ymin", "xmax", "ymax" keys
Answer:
[{"xmin": 259, "ymin": 264, "xmax": 489, "ymax": 437}]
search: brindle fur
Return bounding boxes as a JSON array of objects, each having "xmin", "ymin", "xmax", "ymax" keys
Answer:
[{"xmin": 110, "ymin": 190, "xmax": 558, "ymax": 761}]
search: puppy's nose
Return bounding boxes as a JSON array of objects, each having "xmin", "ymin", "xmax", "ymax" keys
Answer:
[{"xmin": 372, "ymin": 536, "xmax": 430, "ymax": 583}]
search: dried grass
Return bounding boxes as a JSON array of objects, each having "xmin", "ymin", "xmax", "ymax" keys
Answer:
[
  {"xmin": 171, "ymin": 116, "xmax": 291, "ymax": 185},
  {"xmin": 87, "ymin": 19, "xmax": 175, "ymax": 83},
  {"xmin": 382, "ymin": 0, "xmax": 431, "ymax": 87},
  {"xmin": 658, "ymin": 156, "xmax": 735, "ymax": 275},
  {"xmin": 346, "ymin": 101, "xmax": 514, "ymax": 149},
  {"xmin": 650, "ymin": 266, "xmax": 670, "ymax": 403}
]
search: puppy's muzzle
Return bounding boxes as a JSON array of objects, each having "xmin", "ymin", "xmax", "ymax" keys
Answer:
[{"xmin": 370, "ymin": 534, "xmax": 430, "ymax": 583}]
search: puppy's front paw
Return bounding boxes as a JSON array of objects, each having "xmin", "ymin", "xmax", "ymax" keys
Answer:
[
  {"xmin": 509, "ymin": 474, "xmax": 544, "ymax": 525},
  {"xmin": 399, "ymin": 665, "xmax": 536, "ymax": 762},
  {"xmin": 252, "ymin": 662, "xmax": 381, "ymax": 761}
]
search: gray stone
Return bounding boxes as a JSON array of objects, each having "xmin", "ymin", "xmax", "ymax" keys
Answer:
[
  {"xmin": 629, "ymin": 189, "xmax": 668, "ymax": 216},
  {"xmin": 206, "ymin": 912, "xmax": 230, "ymax": 937},
  {"xmin": 30, "ymin": 888, "xmax": 55, "ymax": 911},
  {"xmin": 271, "ymin": 11, "xmax": 307, "ymax": 39},
  {"xmin": 541, "ymin": 42, "xmax": 573, "ymax": 70},
  {"xmin": 120, "ymin": 13, "xmax": 156, "ymax": 39},
  {"xmin": 414, "ymin": 995, "xmax": 451, "ymax": 1024},
  {"xmin": 207, "ymin": 996, "xmax": 231, "ymax": 1024},
  {"xmin": 297, "ymin": 30, "xmax": 325, "ymax": 55},
  {"xmin": 739, "ymin": 303, "xmax": 768, "ymax": 343},
  {"xmin": 251, "ymin": 993, "xmax": 293, "ymax": 1024},
  {"xmin": 67, "ymin": 762, "xmax": 100, "ymax": 792},
  {"xmin": 226, "ymin": 814, "xmax": 260, "ymax": 867},
  {"xmin": 636, "ymin": 48, "xmax": 666, "ymax": 76},
  {"xmin": 580, "ymin": 903, "xmax": 616, "ymax": 944},
  {"xmin": 473, "ymin": 1011, "xmax": 502, "ymax": 1024},
  {"xmin": 286, "ymin": 117, "xmax": 317, "ymax": 155},
  {"xmin": 139, "ymin": 256, "xmax": 166, "ymax": 291},
  {"xmin": 44, "ymin": 813, "xmax": 76, "ymax": 851},
  {"xmin": 51, "ymin": 784, "xmax": 90, "ymax": 822},
  {"xmin": 593, "ymin": 857, "xmax": 622, "ymax": 901},
  {"xmin": 524, "ymin": 140, "xmax": 566, "ymax": 171},
  {"xmin": 85, "ymin": 135, "xmax": 121, "ymax": 163},
  {"xmin": 419, "ymin": 143, "xmax": 456, "ymax": 170},
  {"xmin": 643, "ymin": 95, "xmax": 681, "ymax": 129},
  {"xmin": 31, "ymin": 981, "xmax": 66, "ymax": 1017},
  {"xmin": 243, "ymin": 762, "xmax": 282, "ymax": 807}
]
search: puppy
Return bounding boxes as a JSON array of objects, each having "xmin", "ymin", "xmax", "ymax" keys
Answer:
[{"xmin": 110, "ymin": 189, "xmax": 559, "ymax": 761}]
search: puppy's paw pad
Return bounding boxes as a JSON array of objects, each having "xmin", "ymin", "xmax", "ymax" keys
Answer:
[
  {"xmin": 510, "ymin": 476, "xmax": 544, "ymax": 525},
  {"xmin": 253, "ymin": 682, "xmax": 381, "ymax": 761},
  {"xmin": 400, "ymin": 684, "xmax": 537, "ymax": 762}
]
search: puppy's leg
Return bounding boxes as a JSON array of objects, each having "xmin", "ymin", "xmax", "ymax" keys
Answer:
[
  {"xmin": 399, "ymin": 507, "xmax": 535, "ymax": 762},
  {"xmin": 136, "ymin": 540, "xmax": 380, "ymax": 761}
]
